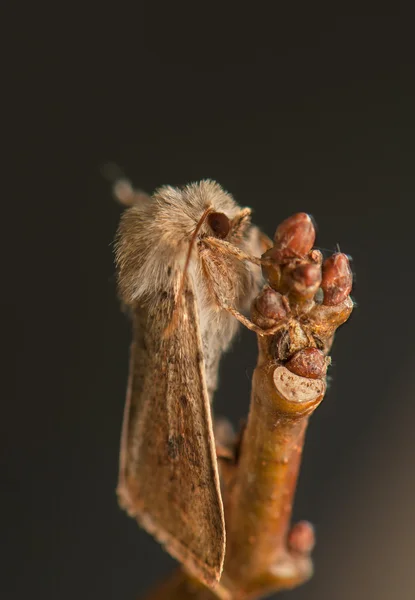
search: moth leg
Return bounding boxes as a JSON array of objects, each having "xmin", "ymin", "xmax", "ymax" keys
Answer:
[
  {"xmin": 222, "ymin": 304, "xmax": 290, "ymax": 336},
  {"xmin": 229, "ymin": 207, "xmax": 252, "ymax": 238},
  {"xmin": 222, "ymin": 305, "xmax": 267, "ymax": 334},
  {"xmin": 231, "ymin": 207, "xmax": 251, "ymax": 225},
  {"xmin": 202, "ymin": 237, "xmax": 263, "ymax": 266},
  {"xmin": 200, "ymin": 240, "xmax": 288, "ymax": 336}
]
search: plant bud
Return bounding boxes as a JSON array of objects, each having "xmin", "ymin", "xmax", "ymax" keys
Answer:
[
  {"xmin": 285, "ymin": 348, "xmax": 327, "ymax": 379},
  {"xmin": 273, "ymin": 213, "xmax": 316, "ymax": 257},
  {"xmin": 321, "ymin": 253, "xmax": 353, "ymax": 306},
  {"xmin": 287, "ymin": 263, "xmax": 321, "ymax": 297},
  {"xmin": 287, "ymin": 521, "xmax": 315, "ymax": 554},
  {"xmin": 309, "ymin": 249, "xmax": 323, "ymax": 265},
  {"xmin": 255, "ymin": 287, "xmax": 287, "ymax": 321},
  {"xmin": 261, "ymin": 249, "xmax": 282, "ymax": 291}
]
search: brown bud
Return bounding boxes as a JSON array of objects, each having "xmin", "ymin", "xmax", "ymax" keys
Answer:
[
  {"xmin": 255, "ymin": 287, "xmax": 287, "ymax": 321},
  {"xmin": 287, "ymin": 521, "xmax": 315, "ymax": 554},
  {"xmin": 260, "ymin": 250, "xmax": 282, "ymax": 292},
  {"xmin": 273, "ymin": 213, "xmax": 316, "ymax": 257},
  {"xmin": 321, "ymin": 253, "xmax": 353, "ymax": 306},
  {"xmin": 287, "ymin": 263, "xmax": 322, "ymax": 298},
  {"xmin": 285, "ymin": 348, "xmax": 327, "ymax": 379},
  {"xmin": 309, "ymin": 248, "xmax": 323, "ymax": 265}
]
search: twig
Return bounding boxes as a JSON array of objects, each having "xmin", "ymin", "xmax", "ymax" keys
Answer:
[{"xmin": 221, "ymin": 366, "xmax": 322, "ymax": 598}]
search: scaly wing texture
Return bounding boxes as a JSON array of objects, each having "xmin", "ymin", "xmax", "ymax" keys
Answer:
[{"xmin": 117, "ymin": 273, "xmax": 225, "ymax": 585}]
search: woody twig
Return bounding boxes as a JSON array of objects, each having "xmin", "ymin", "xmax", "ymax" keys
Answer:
[{"xmin": 142, "ymin": 213, "xmax": 354, "ymax": 600}]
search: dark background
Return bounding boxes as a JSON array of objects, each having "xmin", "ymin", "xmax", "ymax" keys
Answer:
[{"xmin": 10, "ymin": 7, "xmax": 415, "ymax": 600}]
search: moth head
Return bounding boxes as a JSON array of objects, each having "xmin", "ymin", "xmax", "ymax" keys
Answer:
[{"xmin": 206, "ymin": 208, "xmax": 251, "ymax": 241}]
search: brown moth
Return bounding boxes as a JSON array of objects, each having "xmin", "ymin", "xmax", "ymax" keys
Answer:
[{"xmin": 114, "ymin": 179, "xmax": 268, "ymax": 586}]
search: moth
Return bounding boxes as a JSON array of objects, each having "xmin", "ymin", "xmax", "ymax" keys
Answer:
[{"xmin": 114, "ymin": 179, "xmax": 269, "ymax": 586}]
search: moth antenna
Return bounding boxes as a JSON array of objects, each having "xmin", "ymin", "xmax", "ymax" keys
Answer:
[
  {"xmin": 112, "ymin": 178, "xmax": 137, "ymax": 206},
  {"xmin": 163, "ymin": 206, "xmax": 213, "ymax": 338},
  {"xmin": 101, "ymin": 162, "xmax": 150, "ymax": 207}
]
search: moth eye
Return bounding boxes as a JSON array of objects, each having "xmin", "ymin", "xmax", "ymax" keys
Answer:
[{"xmin": 207, "ymin": 212, "xmax": 230, "ymax": 239}]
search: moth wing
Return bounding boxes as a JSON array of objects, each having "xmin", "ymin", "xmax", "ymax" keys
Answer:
[{"xmin": 117, "ymin": 273, "xmax": 225, "ymax": 585}]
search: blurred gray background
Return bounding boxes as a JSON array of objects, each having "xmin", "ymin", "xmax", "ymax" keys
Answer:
[{"xmin": 10, "ymin": 6, "xmax": 415, "ymax": 600}]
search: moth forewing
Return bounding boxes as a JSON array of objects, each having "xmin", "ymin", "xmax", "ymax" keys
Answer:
[
  {"xmin": 117, "ymin": 271, "xmax": 225, "ymax": 585},
  {"xmin": 114, "ymin": 180, "xmax": 266, "ymax": 586}
]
